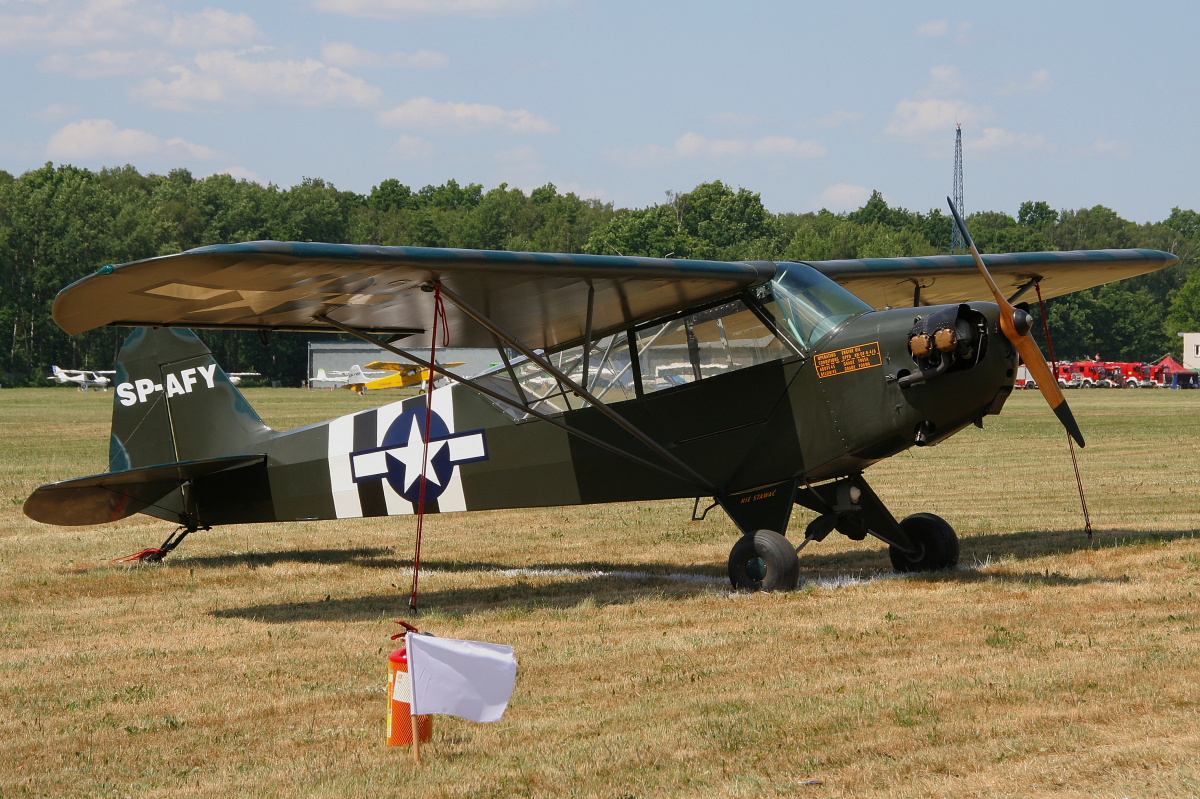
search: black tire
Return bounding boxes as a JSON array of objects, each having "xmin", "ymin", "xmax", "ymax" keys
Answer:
[
  {"xmin": 728, "ymin": 530, "xmax": 800, "ymax": 592},
  {"xmin": 888, "ymin": 512, "xmax": 959, "ymax": 573}
]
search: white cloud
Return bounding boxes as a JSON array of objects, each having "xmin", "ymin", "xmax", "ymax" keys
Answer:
[
  {"xmin": 884, "ymin": 65, "xmax": 997, "ymax": 147},
  {"xmin": 388, "ymin": 134, "xmax": 435, "ymax": 160},
  {"xmin": 167, "ymin": 9, "xmax": 259, "ymax": 50},
  {"xmin": 311, "ymin": 0, "xmax": 563, "ymax": 18},
  {"xmin": 997, "ymin": 68, "xmax": 1052, "ymax": 96},
  {"xmin": 28, "ymin": 103, "xmax": 82, "ymax": 122},
  {"xmin": 913, "ymin": 20, "xmax": 970, "ymax": 42},
  {"xmin": 377, "ymin": 97, "xmax": 558, "ymax": 134},
  {"xmin": 321, "ymin": 42, "xmax": 447, "ymax": 69},
  {"xmin": 811, "ymin": 183, "xmax": 873, "ymax": 212},
  {"xmin": 0, "ymin": 0, "xmax": 155, "ymax": 49},
  {"xmin": 966, "ymin": 127, "xmax": 1050, "ymax": 153},
  {"xmin": 45, "ymin": 118, "xmax": 219, "ymax": 161},
  {"xmin": 608, "ymin": 133, "xmax": 825, "ymax": 168},
  {"xmin": 131, "ymin": 49, "xmax": 383, "ymax": 111},
  {"xmin": 40, "ymin": 49, "xmax": 170, "ymax": 78},
  {"xmin": 923, "ymin": 65, "xmax": 966, "ymax": 97},
  {"xmin": 915, "ymin": 19, "xmax": 949, "ymax": 37},
  {"xmin": 884, "ymin": 98, "xmax": 988, "ymax": 138},
  {"xmin": 0, "ymin": 1, "xmax": 257, "ymax": 51}
]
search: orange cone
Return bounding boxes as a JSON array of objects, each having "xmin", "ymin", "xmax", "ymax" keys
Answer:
[{"xmin": 388, "ymin": 647, "xmax": 432, "ymax": 746}]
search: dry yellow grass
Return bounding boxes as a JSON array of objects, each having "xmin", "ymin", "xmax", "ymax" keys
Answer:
[{"xmin": 1, "ymin": 387, "xmax": 1198, "ymax": 798}]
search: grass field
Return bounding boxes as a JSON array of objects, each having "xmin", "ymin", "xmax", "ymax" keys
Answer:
[{"xmin": 1, "ymin": 387, "xmax": 1198, "ymax": 798}]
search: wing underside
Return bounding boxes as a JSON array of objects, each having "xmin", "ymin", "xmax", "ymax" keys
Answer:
[{"xmin": 53, "ymin": 242, "xmax": 777, "ymax": 351}]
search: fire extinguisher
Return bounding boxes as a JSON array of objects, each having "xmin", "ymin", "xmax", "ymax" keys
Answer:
[{"xmin": 387, "ymin": 620, "xmax": 433, "ymax": 747}]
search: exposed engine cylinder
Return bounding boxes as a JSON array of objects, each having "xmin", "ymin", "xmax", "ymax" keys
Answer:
[{"xmin": 901, "ymin": 304, "xmax": 988, "ymax": 388}]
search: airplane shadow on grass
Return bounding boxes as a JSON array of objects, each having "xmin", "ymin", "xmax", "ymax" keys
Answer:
[{"xmin": 205, "ymin": 526, "xmax": 1198, "ymax": 623}]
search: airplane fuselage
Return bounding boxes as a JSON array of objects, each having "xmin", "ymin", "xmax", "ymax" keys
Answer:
[{"xmin": 151, "ymin": 301, "xmax": 1014, "ymax": 537}]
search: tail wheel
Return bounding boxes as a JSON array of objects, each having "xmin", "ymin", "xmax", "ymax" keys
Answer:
[
  {"xmin": 728, "ymin": 530, "xmax": 800, "ymax": 592},
  {"xmin": 888, "ymin": 513, "xmax": 959, "ymax": 573}
]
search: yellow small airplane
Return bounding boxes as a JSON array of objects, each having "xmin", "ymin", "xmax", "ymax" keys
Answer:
[{"xmin": 318, "ymin": 361, "xmax": 467, "ymax": 394}]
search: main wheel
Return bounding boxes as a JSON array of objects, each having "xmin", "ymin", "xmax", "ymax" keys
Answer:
[
  {"xmin": 888, "ymin": 513, "xmax": 959, "ymax": 573},
  {"xmin": 728, "ymin": 530, "xmax": 800, "ymax": 592}
]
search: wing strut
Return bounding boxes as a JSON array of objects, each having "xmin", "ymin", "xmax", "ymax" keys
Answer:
[
  {"xmin": 436, "ymin": 284, "xmax": 719, "ymax": 494},
  {"xmin": 314, "ymin": 314, "xmax": 717, "ymax": 493}
]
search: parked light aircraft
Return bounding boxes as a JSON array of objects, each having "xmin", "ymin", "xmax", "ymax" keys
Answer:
[
  {"xmin": 227, "ymin": 372, "xmax": 260, "ymax": 386},
  {"xmin": 24, "ymin": 206, "xmax": 1178, "ymax": 589},
  {"xmin": 315, "ymin": 362, "xmax": 464, "ymax": 394},
  {"xmin": 46, "ymin": 366, "xmax": 116, "ymax": 390},
  {"xmin": 313, "ymin": 365, "xmax": 379, "ymax": 389}
]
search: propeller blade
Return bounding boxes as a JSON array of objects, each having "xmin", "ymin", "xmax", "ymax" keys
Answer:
[{"xmin": 946, "ymin": 198, "xmax": 1085, "ymax": 448}]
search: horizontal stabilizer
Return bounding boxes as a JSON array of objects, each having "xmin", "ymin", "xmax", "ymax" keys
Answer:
[{"xmin": 23, "ymin": 455, "xmax": 265, "ymax": 527}]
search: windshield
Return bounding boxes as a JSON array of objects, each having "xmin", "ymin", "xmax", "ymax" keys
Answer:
[{"xmin": 768, "ymin": 262, "xmax": 872, "ymax": 350}]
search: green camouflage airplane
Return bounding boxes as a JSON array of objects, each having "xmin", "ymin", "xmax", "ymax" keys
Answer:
[{"xmin": 23, "ymin": 206, "xmax": 1178, "ymax": 590}]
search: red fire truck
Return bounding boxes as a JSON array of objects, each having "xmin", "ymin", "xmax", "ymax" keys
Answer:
[
  {"xmin": 1053, "ymin": 360, "xmax": 1118, "ymax": 387},
  {"xmin": 1112, "ymin": 362, "xmax": 1155, "ymax": 387}
]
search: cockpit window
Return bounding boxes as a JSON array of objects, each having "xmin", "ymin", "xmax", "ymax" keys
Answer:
[
  {"xmin": 766, "ymin": 262, "xmax": 872, "ymax": 350},
  {"xmin": 634, "ymin": 299, "xmax": 789, "ymax": 394}
]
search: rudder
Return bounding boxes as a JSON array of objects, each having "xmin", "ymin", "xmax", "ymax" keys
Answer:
[{"xmin": 110, "ymin": 327, "xmax": 273, "ymax": 472}]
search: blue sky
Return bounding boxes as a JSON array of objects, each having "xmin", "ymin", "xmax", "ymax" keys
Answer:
[{"xmin": 2, "ymin": 0, "xmax": 1196, "ymax": 223}]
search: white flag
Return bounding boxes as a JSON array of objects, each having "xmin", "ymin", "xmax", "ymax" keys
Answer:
[{"xmin": 404, "ymin": 632, "xmax": 517, "ymax": 722}]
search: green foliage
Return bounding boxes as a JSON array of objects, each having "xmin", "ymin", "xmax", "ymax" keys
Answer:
[
  {"xmin": 1044, "ymin": 284, "xmax": 1175, "ymax": 361},
  {"xmin": 1167, "ymin": 267, "xmax": 1200, "ymax": 335},
  {"xmin": 585, "ymin": 181, "xmax": 782, "ymax": 261},
  {"xmin": 0, "ymin": 165, "xmax": 1195, "ymax": 383}
]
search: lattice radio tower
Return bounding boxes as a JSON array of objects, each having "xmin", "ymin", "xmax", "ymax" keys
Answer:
[{"xmin": 950, "ymin": 123, "xmax": 965, "ymax": 253}]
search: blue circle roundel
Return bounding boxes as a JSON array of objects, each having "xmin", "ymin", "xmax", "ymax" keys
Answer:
[{"xmin": 351, "ymin": 406, "xmax": 488, "ymax": 505}]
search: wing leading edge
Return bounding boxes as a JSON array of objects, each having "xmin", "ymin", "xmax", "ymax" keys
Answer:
[
  {"xmin": 52, "ymin": 241, "xmax": 777, "ymax": 351},
  {"xmin": 804, "ymin": 248, "xmax": 1178, "ymax": 309}
]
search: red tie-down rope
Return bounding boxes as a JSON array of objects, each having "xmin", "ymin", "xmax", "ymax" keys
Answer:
[
  {"xmin": 410, "ymin": 282, "xmax": 450, "ymax": 612},
  {"xmin": 1035, "ymin": 281, "xmax": 1092, "ymax": 539}
]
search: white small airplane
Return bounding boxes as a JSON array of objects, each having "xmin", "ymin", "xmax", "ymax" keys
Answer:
[
  {"xmin": 47, "ymin": 366, "xmax": 116, "ymax": 391},
  {"xmin": 313, "ymin": 365, "xmax": 382, "ymax": 394},
  {"xmin": 226, "ymin": 372, "xmax": 260, "ymax": 386}
]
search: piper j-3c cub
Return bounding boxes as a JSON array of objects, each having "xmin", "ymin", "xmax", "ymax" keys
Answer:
[{"xmin": 24, "ymin": 205, "xmax": 1177, "ymax": 590}]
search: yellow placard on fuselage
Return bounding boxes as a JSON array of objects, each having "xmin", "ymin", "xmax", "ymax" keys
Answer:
[{"xmin": 815, "ymin": 342, "xmax": 883, "ymax": 379}]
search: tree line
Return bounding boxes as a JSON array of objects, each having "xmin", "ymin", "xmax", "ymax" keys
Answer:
[{"xmin": 1, "ymin": 163, "xmax": 1197, "ymax": 387}]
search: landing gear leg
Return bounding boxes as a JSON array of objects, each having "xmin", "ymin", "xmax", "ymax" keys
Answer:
[{"xmin": 114, "ymin": 525, "xmax": 202, "ymax": 564}]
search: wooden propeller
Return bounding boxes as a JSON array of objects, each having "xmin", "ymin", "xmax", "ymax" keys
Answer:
[{"xmin": 947, "ymin": 199, "xmax": 1085, "ymax": 447}]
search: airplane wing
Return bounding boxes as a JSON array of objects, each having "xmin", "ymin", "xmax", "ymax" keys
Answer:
[
  {"xmin": 50, "ymin": 242, "xmax": 1176, "ymax": 347},
  {"xmin": 803, "ymin": 249, "xmax": 1178, "ymax": 309},
  {"xmin": 362, "ymin": 361, "xmax": 420, "ymax": 374},
  {"xmin": 51, "ymin": 242, "xmax": 777, "ymax": 350}
]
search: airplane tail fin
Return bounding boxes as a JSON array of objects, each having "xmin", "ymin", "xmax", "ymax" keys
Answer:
[
  {"xmin": 109, "ymin": 327, "xmax": 274, "ymax": 472},
  {"xmin": 26, "ymin": 328, "xmax": 276, "ymax": 529}
]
